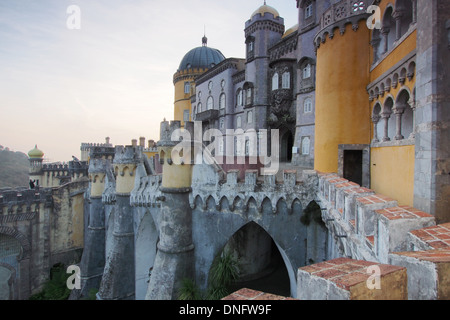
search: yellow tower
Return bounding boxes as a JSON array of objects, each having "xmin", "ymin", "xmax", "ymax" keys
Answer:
[
  {"xmin": 28, "ymin": 145, "xmax": 44, "ymax": 187},
  {"xmin": 313, "ymin": 12, "xmax": 371, "ymax": 174},
  {"xmin": 173, "ymin": 36, "xmax": 225, "ymax": 127}
]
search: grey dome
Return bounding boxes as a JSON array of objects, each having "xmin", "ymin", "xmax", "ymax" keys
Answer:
[{"xmin": 178, "ymin": 42, "xmax": 225, "ymax": 71}]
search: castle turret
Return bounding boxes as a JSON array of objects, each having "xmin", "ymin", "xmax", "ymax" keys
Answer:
[
  {"xmin": 173, "ymin": 37, "xmax": 225, "ymax": 127},
  {"xmin": 146, "ymin": 120, "xmax": 195, "ymax": 300},
  {"xmin": 28, "ymin": 145, "xmax": 44, "ymax": 188},
  {"xmin": 79, "ymin": 147, "xmax": 111, "ymax": 297},
  {"xmin": 244, "ymin": 3, "xmax": 285, "ymax": 129},
  {"xmin": 313, "ymin": 1, "xmax": 371, "ymax": 174},
  {"xmin": 97, "ymin": 145, "xmax": 141, "ymax": 300}
]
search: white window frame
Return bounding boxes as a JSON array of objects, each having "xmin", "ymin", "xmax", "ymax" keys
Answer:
[
  {"xmin": 237, "ymin": 89, "xmax": 243, "ymax": 107},
  {"xmin": 305, "ymin": 3, "xmax": 313, "ymax": 19},
  {"xmin": 247, "ymin": 110, "xmax": 253, "ymax": 124},
  {"xmin": 272, "ymin": 73, "xmax": 279, "ymax": 90},
  {"xmin": 207, "ymin": 96, "xmax": 213, "ymax": 110},
  {"xmin": 184, "ymin": 82, "xmax": 190, "ymax": 94},
  {"xmin": 303, "ymin": 64, "xmax": 311, "ymax": 79},
  {"xmin": 282, "ymin": 72, "xmax": 290, "ymax": 89},
  {"xmin": 183, "ymin": 110, "xmax": 190, "ymax": 122},
  {"xmin": 219, "ymin": 93, "xmax": 226, "ymax": 109},
  {"xmin": 302, "ymin": 136, "xmax": 310, "ymax": 155},
  {"xmin": 304, "ymin": 98, "xmax": 312, "ymax": 113}
]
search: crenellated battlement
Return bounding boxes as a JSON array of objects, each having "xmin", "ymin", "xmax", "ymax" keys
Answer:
[
  {"xmin": 316, "ymin": 171, "xmax": 436, "ymax": 263},
  {"xmin": 189, "ymin": 164, "xmax": 318, "ymax": 214},
  {"xmin": 113, "ymin": 145, "xmax": 142, "ymax": 165}
]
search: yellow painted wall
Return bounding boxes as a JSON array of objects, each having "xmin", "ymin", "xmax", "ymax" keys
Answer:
[
  {"xmin": 160, "ymin": 147, "xmax": 192, "ymax": 189},
  {"xmin": 370, "ymin": 30, "xmax": 416, "ymax": 82},
  {"xmin": 370, "ymin": 145, "xmax": 415, "ymax": 206},
  {"xmin": 90, "ymin": 173, "xmax": 105, "ymax": 197},
  {"xmin": 174, "ymin": 79, "xmax": 193, "ymax": 126},
  {"xmin": 114, "ymin": 164, "xmax": 137, "ymax": 194},
  {"xmin": 314, "ymin": 20, "xmax": 371, "ymax": 173}
]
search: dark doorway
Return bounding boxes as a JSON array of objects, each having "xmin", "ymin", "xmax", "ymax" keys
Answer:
[
  {"xmin": 280, "ymin": 131, "xmax": 293, "ymax": 162},
  {"xmin": 343, "ymin": 150, "xmax": 363, "ymax": 186},
  {"xmin": 217, "ymin": 222, "xmax": 290, "ymax": 297}
]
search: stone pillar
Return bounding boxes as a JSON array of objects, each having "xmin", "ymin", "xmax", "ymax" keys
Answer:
[
  {"xmin": 394, "ymin": 104, "xmax": 405, "ymax": 140},
  {"xmin": 381, "ymin": 111, "xmax": 391, "ymax": 141},
  {"xmin": 146, "ymin": 120, "xmax": 194, "ymax": 300},
  {"xmin": 371, "ymin": 114, "xmax": 380, "ymax": 143},
  {"xmin": 79, "ymin": 158, "xmax": 107, "ymax": 297},
  {"xmin": 381, "ymin": 27, "xmax": 390, "ymax": 53},
  {"xmin": 413, "ymin": 0, "xmax": 450, "ymax": 223},
  {"xmin": 393, "ymin": 9, "xmax": 404, "ymax": 40},
  {"xmin": 97, "ymin": 146, "xmax": 140, "ymax": 300}
]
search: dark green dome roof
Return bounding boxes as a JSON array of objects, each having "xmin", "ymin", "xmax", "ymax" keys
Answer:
[{"xmin": 178, "ymin": 38, "xmax": 225, "ymax": 71}]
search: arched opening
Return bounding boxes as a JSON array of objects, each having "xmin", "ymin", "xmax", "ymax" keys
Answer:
[
  {"xmin": 301, "ymin": 201, "xmax": 328, "ymax": 265},
  {"xmin": 383, "ymin": 97, "xmax": 395, "ymax": 140},
  {"xmin": 372, "ymin": 103, "xmax": 382, "ymax": 142},
  {"xmin": 396, "ymin": 89, "xmax": 414, "ymax": 139},
  {"xmin": 280, "ymin": 130, "xmax": 293, "ymax": 162},
  {"xmin": 395, "ymin": 0, "xmax": 413, "ymax": 37},
  {"xmin": 0, "ymin": 265, "xmax": 14, "ymax": 300},
  {"xmin": 135, "ymin": 211, "xmax": 158, "ymax": 300},
  {"xmin": 0, "ymin": 233, "xmax": 21, "ymax": 300},
  {"xmin": 214, "ymin": 222, "xmax": 291, "ymax": 297},
  {"xmin": 382, "ymin": 6, "xmax": 396, "ymax": 52}
]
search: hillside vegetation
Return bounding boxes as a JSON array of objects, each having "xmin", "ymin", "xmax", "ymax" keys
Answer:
[{"xmin": 0, "ymin": 145, "xmax": 29, "ymax": 189}]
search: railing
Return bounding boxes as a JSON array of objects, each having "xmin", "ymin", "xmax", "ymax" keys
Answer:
[{"xmin": 321, "ymin": 0, "xmax": 369, "ymax": 29}]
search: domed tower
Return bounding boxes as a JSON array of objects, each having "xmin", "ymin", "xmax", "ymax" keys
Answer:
[
  {"xmin": 313, "ymin": 1, "xmax": 371, "ymax": 177},
  {"xmin": 173, "ymin": 37, "xmax": 225, "ymax": 127},
  {"xmin": 244, "ymin": 2, "xmax": 285, "ymax": 129},
  {"xmin": 28, "ymin": 145, "xmax": 44, "ymax": 187}
]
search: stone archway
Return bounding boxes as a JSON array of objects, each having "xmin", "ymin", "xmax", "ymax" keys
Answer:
[
  {"xmin": 0, "ymin": 232, "xmax": 23, "ymax": 300},
  {"xmin": 213, "ymin": 222, "xmax": 291, "ymax": 297},
  {"xmin": 135, "ymin": 210, "xmax": 158, "ymax": 300}
]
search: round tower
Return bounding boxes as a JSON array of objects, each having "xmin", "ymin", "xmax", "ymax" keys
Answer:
[
  {"xmin": 313, "ymin": 2, "xmax": 371, "ymax": 173},
  {"xmin": 244, "ymin": 2, "xmax": 285, "ymax": 127},
  {"xmin": 28, "ymin": 145, "xmax": 44, "ymax": 187},
  {"xmin": 146, "ymin": 120, "xmax": 195, "ymax": 300},
  {"xmin": 97, "ymin": 145, "xmax": 141, "ymax": 300},
  {"xmin": 173, "ymin": 37, "xmax": 225, "ymax": 127}
]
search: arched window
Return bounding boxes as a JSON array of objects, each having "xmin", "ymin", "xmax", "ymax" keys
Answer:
[
  {"xmin": 184, "ymin": 82, "xmax": 190, "ymax": 94},
  {"xmin": 198, "ymin": 103, "xmax": 202, "ymax": 113},
  {"xmin": 382, "ymin": 6, "xmax": 396, "ymax": 53},
  {"xmin": 302, "ymin": 137, "xmax": 310, "ymax": 155},
  {"xmin": 272, "ymin": 73, "xmax": 279, "ymax": 90},
  {"xmin": 246, "ymin": 88, "xmax": 252, "ymax": 105},
  {"xmin": 247, "ymin": 110, "xmax": 253, "ymax": 124},
  {"xmin": 219, "ymin": 118, "xmax": 224, "ymax": 129},
  {"xmin": 207, "ymin": 96, "xmax": 213, "ymax": 110},
  {"xmin": 237, "ymin": 89, "xmax": 243, "ymax": 107},
  {"xmin": 282, "ymin": 72, "xmax": 290, "ymax": 89},
  {"xmin": 219, "ymin": 93, "xmax": 226, "ymax": 109},
  {"xmin": 304, "ymin": 98, "xmax": 312, "ymax": 113},
  {"xmin": 237, "ymin": 116, "xmax": 242, "ymax": 128},
  {"xmin": 303, "ymin": 64, "xmax": 311, "ymax": 79}
]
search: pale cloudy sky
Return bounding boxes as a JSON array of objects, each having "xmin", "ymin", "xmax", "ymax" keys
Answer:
[{"xmin": 0, "ymin": 0, "xmax": 298, "ymax": 162}]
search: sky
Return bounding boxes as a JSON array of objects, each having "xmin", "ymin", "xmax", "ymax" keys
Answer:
[{"xmin": 0, "ymin": 0, "xmax": 299, "ymax": 162}]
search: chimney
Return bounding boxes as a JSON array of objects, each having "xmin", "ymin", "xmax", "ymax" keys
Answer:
[{"xmin": 139, "ymin": 137, "xmax": 145, "ymax": 147}]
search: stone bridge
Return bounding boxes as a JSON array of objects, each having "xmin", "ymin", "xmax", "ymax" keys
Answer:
[{"xmin": 84, "ymin": 144, "xmax": 449, "ymax": 300}]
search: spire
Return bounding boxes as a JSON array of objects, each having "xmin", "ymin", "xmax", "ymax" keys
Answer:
[{"xmin": 202, "ymin": 25, "xmax": 207, "ymax": 47}]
